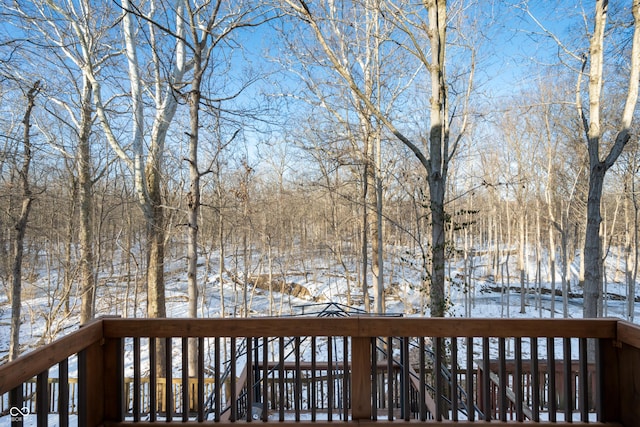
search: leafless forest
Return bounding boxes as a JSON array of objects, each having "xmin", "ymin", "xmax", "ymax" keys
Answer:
[{"xmin": 1, "ymin": 0, "xmax": 640, "ymax": 360}]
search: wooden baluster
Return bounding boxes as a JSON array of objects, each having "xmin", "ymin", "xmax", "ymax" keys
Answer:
[
  {"xmin": 579, "ymin": 337, "xmax": 588, "ymax": 422},
  {"xmin": 182, "ymin": 337, "xmax": 189, "ymax": 422},
  {"xmin": 253, "ymin": 337, "xmax": 260, "ymax": 411},
  {"xmin": 133, "ymin": 337, "xmax": 140, "ymax": 421},
  {"xmin": 59, "ymin": 359, "xmax": 69, "ymax": 427},
  {"xmin": 327, "ymin": 336, "xmax": 333, "ymax": 421},
  {"xmin": 342, "ymin": 337, "xmax": 348, "ymax": 421},
  {"xmin": 197, "ymin": 337, "xmax": 205, "ymax": 422},
  {"xmin": 548, "ymin": 337, "xmax": 557, "ymax": 422},
  {"xmin": 214, "ymin": 337, "xmax": 221, "ymax": 422},
  {"xmin": 451, "ymin": 337, "xmax": 458, "ymax": 421},
  {"xmin": 563, "ymin": 337, "xmax": 572, "ymax": 421},
  {"xmin": 466, "ymin": 337, "xmax": 474, "ymax": 421},
  {"xmin": 36, "ymin": 370, "xmax": 48, "ymax": 427},
  {"xmin": 9, "ymin": 384, "xmax": 23, "ymax": 427},
  {"xmin": 419, "ymin": 337, "xmax": 426, "ymax": 421},
  {"xmin": 498, "ymin": 337, "xmax": 506, "ymax": 421},
  {"xmin": 278, "ymin": 336, "xmax": 285, "ymax": 421},
  {"xmin": 311, "ymin": 337, "xmax": 317, "ymax": 422},
  {"xmin": 149, "ymin": 337, "xmax": 157, "ymax": 422},
  {"xmin": 387, "ymin": 337, "xmax": 393, "ymax": 421},
  {"xmin": 245, "ymin": 337, "xmax": 253, "ymax": 422},
  {"xmin": 9, "ymin": 384, "xmax": 25, "ymax": 427},
  {"xmin": 482, "ymin": 337, "xmax": 491, "ymax": 420},
  {"xmin": 230, "ymin": 337, "xmax": 236, "ymax": 422},
  {"xmin": 371, "ymin": 337, "xmax": 378, "ymax": 421},
  {"xmin": 262, "ymin": 337, "xmax": 269, "ymax": 422},
  {"xmin": 515, "ymin": 337, "xmax": 523, "ymax": 422},
  {"xmin": 165, "ymin": 338, "xmax": 173, "ymax": 422},
  {"xmin": 293, "ymin": 336, "xmax": 300, "ymax": 421},
  {"xmin": 531, "ymin": 337, "xmax": 540, "ymax": 422},
  {"xmin": 435, "ymin": 336, "xmax": 443, "ymax": 421},
  {"xmin": 402, "ymin": 336, "xmax": 410, "ymax": 421}
]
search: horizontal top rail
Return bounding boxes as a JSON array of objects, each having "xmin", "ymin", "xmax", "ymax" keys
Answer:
[
  {"xmin": 100, "ymin": 317, "xmax": 621, "ymax": 339},
  {"xmin": 617, "ymin": 321, "xmax": 640, "ymax": 348},
  {"xmin": 0, "ymin": 319, "xmax": 103, "ymax": 395},
  {"xmin": 354, "ymin": 317, "xmax": 619, "ymax": 339}
]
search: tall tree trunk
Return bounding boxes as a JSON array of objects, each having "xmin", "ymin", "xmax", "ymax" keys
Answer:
[
  {"xmin": 186, "ymin": 53, "xmax": 203, "ymax": 376},
  {"xmin": 9, "ymin": 81, "xmax": 39, "ymax": 361},
  {"xmin": 79, "ymin": 77, "xmax": 96, "ymax": 325},
  {"xmin": 624, "ymin": 175, "xmax": 634, "ymax": 320},
  {"xmin": 631, "ymin": 172, "xmax": 639, "ymax": 322},
  {"xmin": 518, "ymin": 212, "xmax": 526, "ymax": 314},
  {"xmin": 584, "ymin": 163, "xmax": 606, "ymax": 318},
  {"xmin": 145, "ymin": 154, "xmax": 167, "ymax": 322},
  {"xmin": 361, "ymin": 152, "xmax": 370, "ymax": 311},
  {"xmin": 561, "ymin": 227, "xmax": 570, "ymax": 318},
  {"xmin": 217, "ymin": 180, "xmax": 226, "ymax": 318},
  {"xmin": 535, "ymin": 204, "xmax": 542, "ymax": 315},
  {"xmin": 146, "ymin": 169, "xmax": 167, "ymax": 379},
  {"xmin": 429, "ymin": 179, "xmax": 447, "ymax": 317},
  {"xmin": 548, "ymin": 219, "xmax": 557, "ymax": 318},
  {"xmin": 373, "ymin": 162, "xmax": 384, "ymax": 314},
  {"xmin": 63, "ymin": 175, "xmax": 78, "ymax": 315},
  {"xmin": 427, "ymin": 0, "xmax": 448, "ymax": 317},
  {"xmin": 369, "ymin": 0, "xmax": 384, "ymax": 315}
]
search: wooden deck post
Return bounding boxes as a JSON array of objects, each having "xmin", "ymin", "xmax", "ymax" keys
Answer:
[
  {"xmin": 78, "ymin": 318, "xmax": 123, "ymax": 426},
  {"xmin": 103, "ymin": 335, "xmax": 124, "ymax": 422},
  {"xmin": 78, "ymin": 336, "xmax": 104, "ymax": 426},
  {"xmin": 599, "ymin": 337, "xmax": 621, "ymax": 423},
  {"xmin": 351, "ymin": 336, "xmax": 372, "ymax": 420},
  {"xmin": 615, "ymin": 322, "xmax": 640, "ymax": 426}
]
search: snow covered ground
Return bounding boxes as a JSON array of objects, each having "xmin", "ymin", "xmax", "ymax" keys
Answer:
[{"xmin": 2, "ymin": 246, "xmax": 640, "ymax": 361}]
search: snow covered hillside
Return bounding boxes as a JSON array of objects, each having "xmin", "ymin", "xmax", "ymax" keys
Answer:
[{"xmin": 2, "ymin": 245, "xmax": 639, "ymax": 364}]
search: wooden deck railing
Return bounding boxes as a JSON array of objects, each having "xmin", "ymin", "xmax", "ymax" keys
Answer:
[{"xmin": 1, "ymin": 317, "xmax": 639, "ymax": 426}]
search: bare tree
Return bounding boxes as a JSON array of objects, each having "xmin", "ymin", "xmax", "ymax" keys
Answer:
[
  {"xmin": 40, "ymin": 75, "xmax": 97, "ymax": 325},
  {"xmin": 273, "ymin": 2, "xmax": 393, "ymax": 312},
  {"xmin": 280, "ymin": 0, "xmax": 474, "ymax": 316},
  {"xmin": 36, "ymin": 0, "xmax": 190, "ymax": 377},
  {"xmin": 171, "ymin": 0, "xmax": 265, "ymax": 374},
  {"xmin": 579, "ymin": 0, "xmax": 640, "ymax": 318},
  {"xmin": 39, "ymin": 0, "xmax": 189, "ymax": 332},
  {"xmin": 5, "ymin": 0, "xmax": 107, "ymax": 325},
  {"xmin": 623, "ymin": 166, "xmax": 637, "ymax": 321},
  {"xmin": 9, "ymin": 80, "xmax": 39, "ymax": 361}
]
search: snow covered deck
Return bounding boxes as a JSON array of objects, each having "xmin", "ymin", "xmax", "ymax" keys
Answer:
[{"xmin": 0, "ymin": 317, "xmax": 638, "ymax": 426}]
